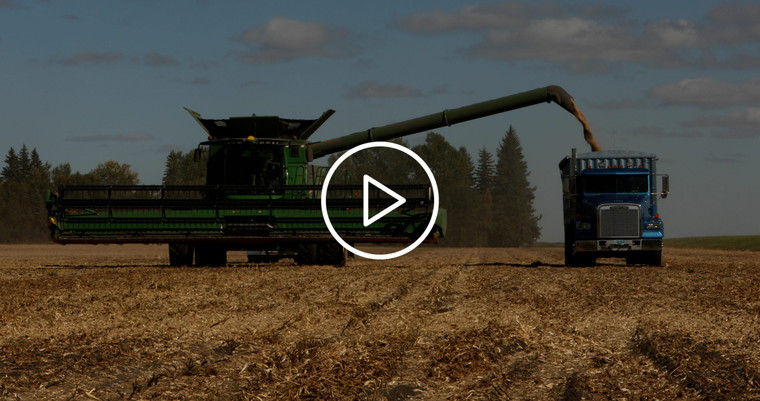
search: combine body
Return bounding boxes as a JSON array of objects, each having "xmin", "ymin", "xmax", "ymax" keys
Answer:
[
  {"xmin": 559, "ymin": 149, "xmax": 669, "ymax": 266},
  {"xmin": 47, "ymin": 85, "xmax": 582, "ymax": 266}
]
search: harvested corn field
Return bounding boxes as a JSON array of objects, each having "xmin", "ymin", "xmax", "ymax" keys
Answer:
[{"xmin": 1, "ymin": 244, "xmax": 759, "ymax": 400}]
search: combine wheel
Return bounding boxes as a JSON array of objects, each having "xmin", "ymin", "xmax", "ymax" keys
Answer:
[
  {"xmin": 169, "ymin": 243, "xmax": 194, "ymax": 267},
  {"xmin": 318, "ymin": 243, "xmax": 347, "ymax": 266},
  {"xmin": 295, "ymin": 243, "xmax": 318, "ymax": 265},
  {"xmin": 195, "ymin": 244, "xmax": 227, "ymax": 267}
]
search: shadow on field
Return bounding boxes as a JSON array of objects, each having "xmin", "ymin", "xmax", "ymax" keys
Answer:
[
  {"xmin": 464, "ymin": 261, "xmax": 566, "ymax": 268},
  {"xmin": 632, "ymin": 326, "xmax": 760, "ymax": 399},
  {"xmin": 41, "ymin": 263, "xmax": 161, "ymax": 269}
]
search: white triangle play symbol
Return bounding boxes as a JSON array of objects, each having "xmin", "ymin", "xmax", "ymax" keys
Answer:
[{"xmin": 363, "ymin": 174, "xmax": 406, "ymax": 227}]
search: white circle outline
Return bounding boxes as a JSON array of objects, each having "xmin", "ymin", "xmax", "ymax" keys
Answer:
[{"xmin": 320, "ymin": 142, "xmax": 440, "ymax": 260}]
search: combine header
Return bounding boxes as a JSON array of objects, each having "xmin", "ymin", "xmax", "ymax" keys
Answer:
[{"xmin": 47, "ymin": 86, "xmax": 584, "ymax": 266}]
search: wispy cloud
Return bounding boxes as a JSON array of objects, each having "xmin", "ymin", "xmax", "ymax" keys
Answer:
[
  {"xmin": 234, "ymin": 17, "xmax": 357, "ymax": 63},
  {"xmin": 395, "ymin": 1, "xmax": 760, "ymax": 74},
  {"xmin": 682, "ymin": 107, "xmax": 760, "ymax": 138},
  {"xmin": 345, "ymin": 81, "xmax": 423, "ymax": 99},
  {"xmin": 52, "ymin": 51, "xmax": 123, "ymax": 66},
  {"xmin": 68, "ymin": 132, "xmax": 154, "ymax": 142},
  {"xmin": 593, "ymin": 99, "xmax": 644, "ymax": 110},
  {"xmin": 0, "ymin": 0, "xmax": 23, "ymax": 9},
  {"xmin": 649, "ymin": 77, "xmax": 760, "ymax": 108},
  {"xmin": 704, "ymin": 152, "xmax": 747, "ymax": 164},
  {"xmin": 133, "ymin": 52, "xmax": 179, "ymax": 67},
  {"xmin": 627, "ymin": 126, "xmax": 703, "ymax": 139}
]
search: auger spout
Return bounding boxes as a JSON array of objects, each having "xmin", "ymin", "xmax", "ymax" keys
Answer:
[{"xmin": 310, "ymin": 85, "xmax": 591, "ymax": 158}]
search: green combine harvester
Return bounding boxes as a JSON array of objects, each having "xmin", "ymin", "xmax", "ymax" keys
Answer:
[{"xmin": 46, "ymin": 86, "xmax": 581, "ymax": 266}]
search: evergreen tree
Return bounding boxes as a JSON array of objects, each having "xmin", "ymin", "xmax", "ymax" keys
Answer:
[
  {"xmin": 412, "ymin": 132, "xmax": 479, "ymax": 246},
  {"xmin": 491, "ymin": 126, "xmax": 541, "ymax": 247},
  {"xmin": 472, "ymin": 148, "xmax": 496, "ymax": 245},
  {"xmin": 473, "ymin": 147, "xmax": 495, "ymax": 192},
  {"xmin": 0, "ymin": 145, "xmax": 52, "ymax": 242},
  {"xmin": 2, "ymin": 147, "xmax": 18, "ymax": 182}
]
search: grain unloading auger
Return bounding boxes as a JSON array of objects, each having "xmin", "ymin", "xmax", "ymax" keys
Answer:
[{"xmin": 47, "ymin": 85, "xmax": 584, "ymax": 266}]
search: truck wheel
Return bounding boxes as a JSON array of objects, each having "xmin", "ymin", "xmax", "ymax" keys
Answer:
[
  {"xmin": 646, "ymin": 251, "xmax": 662, "ymax": 267},
  {"xmin": 564, "ymin": 241, "xmax": 577, "ymax": 267},
  {"xmin": 195, "ymin": 245, "xmax": 227, "ymax": 267},
  {"xmin": 169, "ymin": 243, "xmax": 194, "ymax": 267}
]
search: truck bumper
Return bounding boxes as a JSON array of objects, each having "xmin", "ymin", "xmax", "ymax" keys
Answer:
[{"xmin": 576, "ymin": 239, "xmax": 662, "ymax": 253}]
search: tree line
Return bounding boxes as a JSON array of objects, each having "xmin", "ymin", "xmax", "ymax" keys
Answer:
[
  {"xmin": 0, "ymin": 146, "xmax": 140, "ymax": 243},
  {"xmin": 327, "ymin": 125, "xmax": 540, "ymax": 247},
  {"xmin": 0, "ymin": 126, "xmax": 540, "ymax": 245}
]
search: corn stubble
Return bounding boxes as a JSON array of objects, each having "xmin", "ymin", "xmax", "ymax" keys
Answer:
[{"xmin": 0, "ymin": 245, "xmax": 758, "ymax": 400}]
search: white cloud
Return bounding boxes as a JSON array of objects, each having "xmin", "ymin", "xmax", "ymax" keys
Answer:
[
  {"xmin": 53, "ymin": 51, "xmax": 123, "ymax": 66},
  {"xmin": 395, "ymin": 2, "xmax": 532, "ymax": 33},
  {"xmin": 235, "ymin": 17, "xmax": 355, "ymax": 63},
  {"xmin": 137, "ymin": 52, "xmax": 179, "ymax": 67},
  {"xmin": 649, "ymin": 77, "xmax": 760, "ymax": 107},
  {"xmin": 686, "ymin": 107, "xmax": 760, "ymax": 129},
  {"xmin": 644, "ymin": 19, "xmax": 700, "ymax": 48},
  {"xmin": 396, "ymin": 1, "xmax": 760, "ymax": 73}
]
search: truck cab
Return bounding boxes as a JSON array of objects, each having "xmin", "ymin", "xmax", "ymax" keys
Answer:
[{"xmin": 560, "ymin": 149, "xmax": 669, "ymax": 266}]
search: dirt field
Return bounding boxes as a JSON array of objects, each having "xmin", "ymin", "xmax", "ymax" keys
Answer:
[{"xmin": 1, "ymin": 244, "xmax": 758, "ymax": 400}]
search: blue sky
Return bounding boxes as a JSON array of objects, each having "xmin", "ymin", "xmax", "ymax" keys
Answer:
[{"xmin": 1, "ymin": 0, "xmax": 758, "ymax": 242}]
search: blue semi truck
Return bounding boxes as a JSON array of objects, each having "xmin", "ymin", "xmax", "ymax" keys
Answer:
[{"xmin": 559, "ymin": 149, "xmax": 669, "ymax": 266}]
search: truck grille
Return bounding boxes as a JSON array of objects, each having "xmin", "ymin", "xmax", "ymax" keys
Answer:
[{"xmin": 598, "ymin": 205, "xmax": 640, "ymax": 238}]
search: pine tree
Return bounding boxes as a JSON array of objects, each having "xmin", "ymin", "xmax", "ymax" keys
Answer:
[
  {"xmin": 473, "ymin": 147, "xmax": 495, "ymax": 192},
  {"xmin": 491, "ymin": 126, "xmax": 541, "ymax": 246},
  {"xmin": 472, "ymin": 148, "xmax": 496, "ymax": 245},
  {"xmin": 412, "ymin": 132, "xmax": 479, "ymax": 246},
  {"xmin": 0, "ymin": 145, "xmax": 52, "ymax": 242},
  {"xmin": 2, "ymin": 147, "xmax": 18, "ymax": 182}
]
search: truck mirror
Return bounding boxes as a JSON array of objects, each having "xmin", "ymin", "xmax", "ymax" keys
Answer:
[
  {"xmin": 193, "ymin": 148, "xmax": 202, "ymax": 162},
  {"xmin": 562, "ymin": 176, "xmax": 570, "ymax": 194},
  {"xmin": 661, "ymin": 175, "xmax": 669, "ymax": 199}
]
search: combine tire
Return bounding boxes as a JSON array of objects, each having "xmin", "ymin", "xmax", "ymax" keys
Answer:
[
  {"xmin": 169, "ymin": 243, "xmax": 194, "ymax": 267},
  {"xmin": 195, "ymin": 245, "xmax": 227, "ymax": 267},
  {"xmin": 318, "ymin": 243, "xmax": 347, "ymax": 266},
  {"xmin": 295, "ymin": 243, "xmax": 318, "ymax": 265}
]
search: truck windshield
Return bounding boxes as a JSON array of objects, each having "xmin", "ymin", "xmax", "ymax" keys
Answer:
[{"xmin": 583, "ymin": 174, "xmax": 648, "ymax": 194}]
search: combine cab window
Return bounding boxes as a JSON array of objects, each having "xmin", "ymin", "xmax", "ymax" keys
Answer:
[
  {"xmin": 207, "ymin": 144, "xmax": 285, "ymax": 187},
  {"xmin": 583, "ymin": 174, "xmax": 648, "ymax": 194}
]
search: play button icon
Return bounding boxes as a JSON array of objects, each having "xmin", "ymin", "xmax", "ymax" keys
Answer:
[
  {"xmin": 320, "ymin": 141, "xmax": 440, "ymax": 260},
  {"xmin": 363, "ymin": 174, "xmax": 406, "ymax": 227}
]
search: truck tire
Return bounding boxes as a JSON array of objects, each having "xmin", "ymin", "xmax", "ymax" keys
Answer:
[
  {"xmin": 626, "ymin": 251, "xmax": 661, "ymax": 267},
  {"xmin": 195, "ymin": 245, "xmax": 227, "ymax": 267},
  {"xmin": 646, "ymin": 250, "xmax": 662, "ymax": 267},
  {"xmin": 169, "ymin": 243, "xmax": 194, "ymax": 267}
]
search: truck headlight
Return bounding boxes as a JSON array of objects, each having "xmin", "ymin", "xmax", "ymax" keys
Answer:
[
  {"xmin": 646, "ymin": 221, "xmax": 662, "ymax": 230},
  {"xmin": 576, "ymin": 222, "xmax": 591, "ymax": 230}
]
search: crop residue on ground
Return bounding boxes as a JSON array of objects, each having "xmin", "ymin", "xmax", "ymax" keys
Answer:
[{"xmin": 1, "ymin": 245, "xmax": 759, "ymax": 400}]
